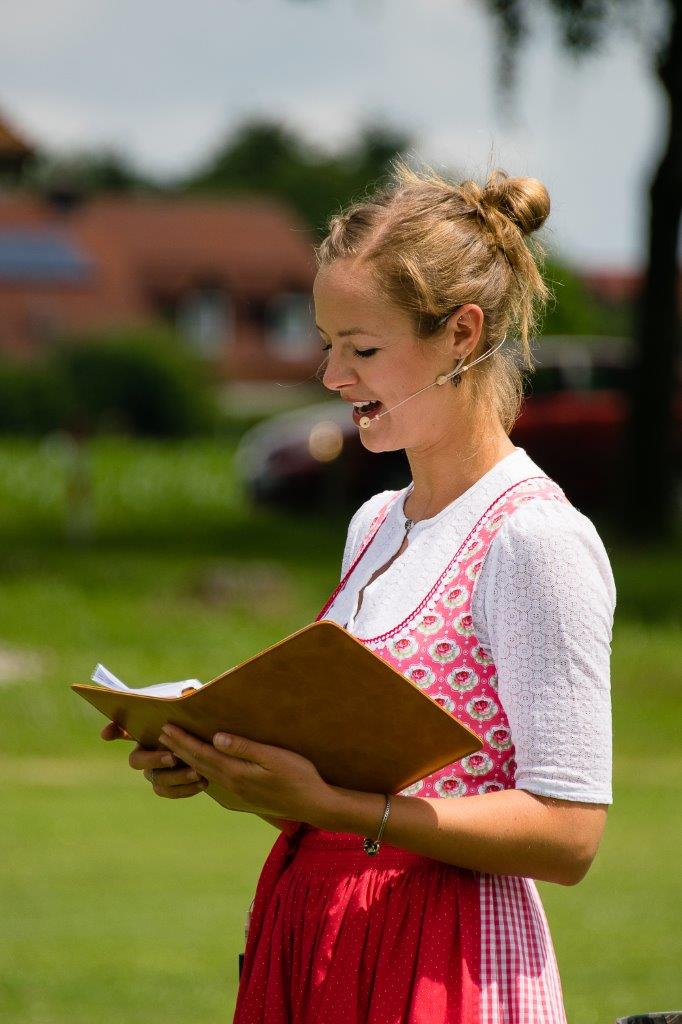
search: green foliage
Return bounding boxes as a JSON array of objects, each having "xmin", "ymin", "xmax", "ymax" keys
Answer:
[
  {"xmin": 0, "ymin": 361, "xmax": 70, "ymax": 434},
  {"xmin": 541, "ymin": 257, "xmax": 632, "ymax": 336},
  {"xmin": 471, "ymin": 1, "xmax": 646, "ymax": 105},
  {"xmin": 0, "ymin": 329, "xmax": 219, "ymax": 438},
  {"xmin": 53, "ymin": 329, "xmax": 218, "ymax": 437},
  {"xmin": 24, "ymin": 149, "xmax": 159, "ymax": 195},
  {"xmin": 180, "ymin": 117, "xmax": 412, "ymax": 238}
]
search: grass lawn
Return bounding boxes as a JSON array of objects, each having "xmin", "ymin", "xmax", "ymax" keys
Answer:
[{"xmin": 0, "ymin": 439, "xmax": 680, "ymax": 1023}]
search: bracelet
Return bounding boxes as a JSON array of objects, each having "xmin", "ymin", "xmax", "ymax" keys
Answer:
[{"xmin": 362, "ymin": 794, "xmax": 391, "ymax": 855}]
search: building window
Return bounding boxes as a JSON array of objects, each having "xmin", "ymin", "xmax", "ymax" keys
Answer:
[
  {"xmin": 0, "ymin": 228, "xmax": 92, "ymax": 284},
  {"xmin": 177, "ymin": 286, "xmax": 232, "ymax": 357},
  {"xmin": 265, "ymin": 292, "xmax": 316, "ymax": 360}
]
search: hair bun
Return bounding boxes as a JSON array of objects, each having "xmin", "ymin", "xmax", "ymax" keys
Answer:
[{"xmin": 483, "ymin": 170, "xmax": 550, "ymax": 237}]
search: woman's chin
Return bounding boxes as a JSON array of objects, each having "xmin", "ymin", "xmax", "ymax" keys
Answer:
[{"xmin": 359, "ymin": 429, "xmax": 402, "ymax": 454}]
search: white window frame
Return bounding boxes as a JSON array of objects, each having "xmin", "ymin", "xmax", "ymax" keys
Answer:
[
  {"xmin": 177, "ymin": 286, "xmax": 234, "ymax": 357},
  {"xmin": 265, "ymin": 291, "xmax": 316, "ymax": 361}
]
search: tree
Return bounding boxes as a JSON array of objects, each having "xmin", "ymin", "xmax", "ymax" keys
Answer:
[
  {"xmin": 26, "ymin": 148, "xmax": 158, "ymax": 197},
  {"xmin": 542, "ymin": 259, "xmax": 631, "ymax": 337},
  {"xmin": 293, "ymin": 0, "xmax": 681, "ymax": 539},
  {"xmin": 481, "ymin": 0, "xmax": 681, "ymax": 539},
  {"xmin": 181, "ymin": 117, "xmax": 412, "ymax": 236}
]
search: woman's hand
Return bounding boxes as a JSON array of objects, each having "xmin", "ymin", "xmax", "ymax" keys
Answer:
[
  {"xmin": 100, "ymin": 721, "xmax": 209, "ymax": 799},
  {"xmin": 156, "ymin": 722, "xmax": 334, "ymax": 826}
]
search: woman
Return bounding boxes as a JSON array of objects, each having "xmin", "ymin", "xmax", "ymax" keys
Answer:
[{"xmin": 103, "ymin": 161, "xmax": 615, "ymax": 1023}]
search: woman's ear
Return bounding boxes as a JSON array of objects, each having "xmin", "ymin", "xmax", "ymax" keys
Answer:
[{"xmin": 446, "ymin": 304, "xmax": 484, "ymax": 361}]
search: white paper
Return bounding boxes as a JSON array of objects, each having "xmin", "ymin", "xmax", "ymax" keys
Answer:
[{"xmin": 91, "ymin": 663, "xmax": 203, "ymax": 699}]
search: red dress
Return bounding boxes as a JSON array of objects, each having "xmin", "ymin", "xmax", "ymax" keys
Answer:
[{"xmin": 233, "ymin": 476, "xmax": 568, "ymax": 1023}]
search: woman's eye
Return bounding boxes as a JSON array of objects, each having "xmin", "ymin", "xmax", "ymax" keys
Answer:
[{"xmin": 320, "ymin": 345, "xmax": 377, "ymax": 359}]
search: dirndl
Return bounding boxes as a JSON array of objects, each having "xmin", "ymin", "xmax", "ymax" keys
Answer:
[{"xmin": 232, "ymin": 822, "xmax": 481, "ymax": 1023}]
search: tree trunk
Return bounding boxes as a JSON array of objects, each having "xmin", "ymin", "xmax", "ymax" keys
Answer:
[{"xmin": 624, "ymin": 0, "xmax": 681, "ymax": 539}]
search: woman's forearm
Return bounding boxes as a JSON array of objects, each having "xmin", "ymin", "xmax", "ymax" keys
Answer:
[{"xmin": 312, "ymin": 785, "xmax": 607, "ymax": 886}]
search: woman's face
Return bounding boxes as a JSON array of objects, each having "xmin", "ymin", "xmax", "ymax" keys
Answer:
[{"xmin": 313, "ymin": 258, "xmax": 476, "ymax": 454}]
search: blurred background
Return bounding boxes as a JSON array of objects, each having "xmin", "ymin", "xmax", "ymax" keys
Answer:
[{"xmin": 0, "ymin": 1, "xmax": 680, "ymax": 1022}]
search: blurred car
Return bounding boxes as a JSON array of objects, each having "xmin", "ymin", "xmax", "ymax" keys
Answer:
[
  {"xmin": 234, "ymin": 336, "xmax": 681, "ymax": 516},
  {"xmin": 234, "ymin": 396, "xmax": 410, "ymax": 513}
]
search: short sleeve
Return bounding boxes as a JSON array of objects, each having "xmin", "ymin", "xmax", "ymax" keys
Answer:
[
  {"xmin": 471, "ymin": 500, "xmax": 617, "ymax": 804},
  {"xmin": 340, "ymin": 490, "xmax": 396, "ymax": 580}
]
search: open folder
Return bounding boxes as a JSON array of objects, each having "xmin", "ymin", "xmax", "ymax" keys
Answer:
[{"xmin": 72, "ymin": 619, "xmax": 482, "ymax": 805}]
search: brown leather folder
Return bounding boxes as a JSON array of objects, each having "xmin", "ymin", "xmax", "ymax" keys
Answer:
[{"xmin": 72, "ymin": 619, "xmax": 482, "ymax": 805}]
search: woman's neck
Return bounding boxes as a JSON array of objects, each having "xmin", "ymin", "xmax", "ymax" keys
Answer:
[{"xmin": 403, "ymin": 415, "xmax": 516, "ymax": 523}]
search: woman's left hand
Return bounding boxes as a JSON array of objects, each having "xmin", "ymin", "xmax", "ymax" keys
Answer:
[{"xmin": 157, "ymin": 723, "xmax": 334, "ymax": 825}]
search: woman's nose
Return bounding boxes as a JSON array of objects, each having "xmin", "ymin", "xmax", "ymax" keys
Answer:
[{"xmin": 321, "ymin": 352, "xmax": 359, "ymax": 393}]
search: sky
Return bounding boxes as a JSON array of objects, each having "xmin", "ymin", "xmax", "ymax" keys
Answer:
[{"xmin": 1, "ymin": 0, "xmax": 670, "ymax": 270}]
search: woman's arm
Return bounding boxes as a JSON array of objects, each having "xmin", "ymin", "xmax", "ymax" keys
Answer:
[
  {"xmin": 313, "ymin": 785, "xmax": 608, "ymax": 886},
  {"xmin": 257, "ymin": 813, "xmax": 293, "ymax": 831},
  {"xmin": 257, "ymin": 814, "xmax": 303, "ymax": 837}
]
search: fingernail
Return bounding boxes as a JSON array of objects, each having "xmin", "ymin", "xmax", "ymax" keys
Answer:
[
  {"xmin": 214, "ymin": 733, "xmax": 231, "ymax": 748},
  {"xmin": 162, "ymin": 754, "xmax": 176, "ymax": 766}
]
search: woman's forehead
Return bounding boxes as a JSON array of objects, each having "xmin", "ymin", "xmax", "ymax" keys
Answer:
[
  {"xmin": 314, "ymin": 259, "xmax": 375, "ymax": 300},
  {"xmin": 313, "ymin": 261, "xmax": 402, "ymax": 329}
]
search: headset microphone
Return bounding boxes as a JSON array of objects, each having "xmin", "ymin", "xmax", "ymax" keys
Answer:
[{"xmin": 357, "ymin": 334, "xmax": 508, "ymax": 429}]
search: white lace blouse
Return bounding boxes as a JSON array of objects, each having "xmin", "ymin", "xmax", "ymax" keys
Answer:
[{"xmin": 323, "ymin": 447, "xmax": 616, "ymax": 804}]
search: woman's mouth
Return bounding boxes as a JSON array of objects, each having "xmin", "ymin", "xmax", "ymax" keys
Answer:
[{"xmin": 352, "ymin": 400, "xmax": 383, "ymax": 425}]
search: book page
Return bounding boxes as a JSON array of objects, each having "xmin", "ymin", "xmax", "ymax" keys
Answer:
[{"xmin": 91, "ymin": 663, "xmax": 203, "ymax": 699}]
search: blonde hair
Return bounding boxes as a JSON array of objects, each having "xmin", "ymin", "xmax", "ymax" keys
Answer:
[{"xmin": 314, "ymin": 158, "xmax": 552, "ymax": 432}]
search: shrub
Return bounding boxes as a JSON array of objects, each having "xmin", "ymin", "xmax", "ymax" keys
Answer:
[
  {"xmin": 0, "ymin": 361, "xmax": 70, "ymax": 435},
  {"xmin": 0, "ymin": 328, "xmax": 219, "ymax": 437}
]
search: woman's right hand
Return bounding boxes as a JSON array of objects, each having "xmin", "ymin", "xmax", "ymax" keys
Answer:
[{"xmin": 100, "ymin": 721, "xmax": 209, "ymax": 798}]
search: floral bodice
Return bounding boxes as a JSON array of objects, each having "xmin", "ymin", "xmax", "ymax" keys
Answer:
[{"xmin": 316, "ymin": 475, "xmax": 571, "ymax": 800}]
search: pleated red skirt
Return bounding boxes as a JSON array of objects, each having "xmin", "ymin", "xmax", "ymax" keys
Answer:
[{"xmin": 232, "ymin": 823, "xmax": 481, "ymax": 1023}]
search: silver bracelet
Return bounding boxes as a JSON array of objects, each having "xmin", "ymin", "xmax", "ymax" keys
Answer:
[{"xmin": 362, "ymin": 794, "xmax": 391, "ymax": 855}]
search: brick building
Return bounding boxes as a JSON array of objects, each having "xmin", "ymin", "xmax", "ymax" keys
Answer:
[{"xmin": 0, "ymin": 165, "xmax": 320, "ymax": 382}]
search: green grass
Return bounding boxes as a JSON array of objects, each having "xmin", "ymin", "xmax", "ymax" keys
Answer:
[
  {"xmin": 540, "ymin": 618, "xmax": 681, "ymax": 1023},
  {"xmin": 0, "ymin": 439, "xmax": 680, "ymax": 1023},
  {"xmin": 1, "ymin": 769, "xmax": 270, "ymax": 1023}
]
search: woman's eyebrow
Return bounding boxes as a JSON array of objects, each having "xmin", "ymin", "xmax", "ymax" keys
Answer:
[{"xmin": 315, "ymin": 325, "xmax": 378, "ymax": 337}]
